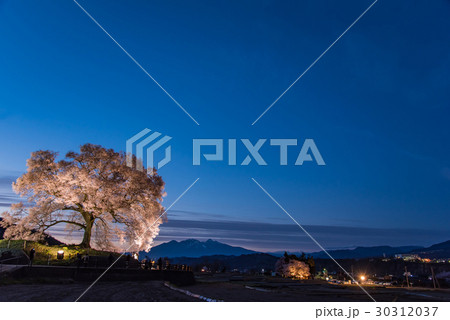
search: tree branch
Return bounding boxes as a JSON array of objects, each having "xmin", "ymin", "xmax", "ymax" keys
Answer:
[{"xmin": 42, "ymin": 220, "xmax": 86, "ymax": 231}]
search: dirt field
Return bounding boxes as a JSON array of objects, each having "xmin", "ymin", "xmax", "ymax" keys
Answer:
[
  {"xmin": 184, "ymin": 279, "xmax": 450, "ymax": 302},
  {"xmin": 1, "ymin": 275, "xmax": 450, "ymax": 302},
  {"xmin": 0, "ymin": 281, "xmax": 199, "ymax": 302}
]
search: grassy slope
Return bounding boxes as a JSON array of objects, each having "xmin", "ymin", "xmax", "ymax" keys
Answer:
[{"xmin": 0, "ymin": 239, "xmax": 116, "ymax": 265}]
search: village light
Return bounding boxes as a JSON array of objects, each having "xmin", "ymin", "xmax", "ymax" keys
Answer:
[
  {"xmin": 57, "ymin": 250, "xmax": 64, "ymax": 260},
  {"xmin": 360, "ymin": 275, "xmax": 366, "ymax": 281}
]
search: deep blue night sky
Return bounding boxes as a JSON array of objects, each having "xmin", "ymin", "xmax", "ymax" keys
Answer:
[{"xmin": 1, "ymin": 0, "xmax": 449, "ymax": 251}]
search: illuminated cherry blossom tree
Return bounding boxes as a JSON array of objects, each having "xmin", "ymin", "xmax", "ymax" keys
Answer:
[
  {"xmin": 275, "ymin": 253, "xmax": 311, "ymax": 279},
  {"xmin": 0, "ymin": 144, "xmax": 165, "ymax": 251}
]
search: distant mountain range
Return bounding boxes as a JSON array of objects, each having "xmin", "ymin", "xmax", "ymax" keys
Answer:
[
  {"xmin": 143, "ymin": 239, "xmax": 450, "ymax": 274},
  {"xmin": 141, "ymin": 238, "xmax": 450, "ymax": 260},
  {"xmin": 140, "ymin": 239, "xmax": 256, "ymax": 259}
]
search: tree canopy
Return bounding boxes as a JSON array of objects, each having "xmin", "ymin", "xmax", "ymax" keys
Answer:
[
  {"xmin": 0, "ymin": 144, "xmax": 166, "ymax": 251},
  {"xmin": 276, "ymin": 252, "xmax": 311, "ymax": 279}
]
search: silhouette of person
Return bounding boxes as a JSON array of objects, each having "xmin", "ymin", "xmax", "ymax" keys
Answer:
[{"xmin": 29, "ymin": 248, "xmax": 35, "ymax": 267}]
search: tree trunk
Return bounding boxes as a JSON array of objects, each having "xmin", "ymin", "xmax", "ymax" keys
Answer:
[{"xmin": 80, "ymin": 217, "xmax": 94, "ymax": 248}]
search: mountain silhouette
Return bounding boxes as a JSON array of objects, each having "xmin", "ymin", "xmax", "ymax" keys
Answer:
[
  {"xmin": 140, "ymin": 239, "xmax": 256, "ymax": 259},
  {"xmin": 409, "ymin": 240, "xmax": 450, "ymax": 259},
  {"xmin": 139, "ymin": 238, "xmax": 450, "ymax": 261}
]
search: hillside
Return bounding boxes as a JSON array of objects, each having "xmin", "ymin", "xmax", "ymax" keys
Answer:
[
  {"xmin": 170, "ymin": 253, "xmax": 278, "ymax": 272},
  {"xmin": 410, "ymin": 240, "xmax": 450, "ymax": 259}
]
